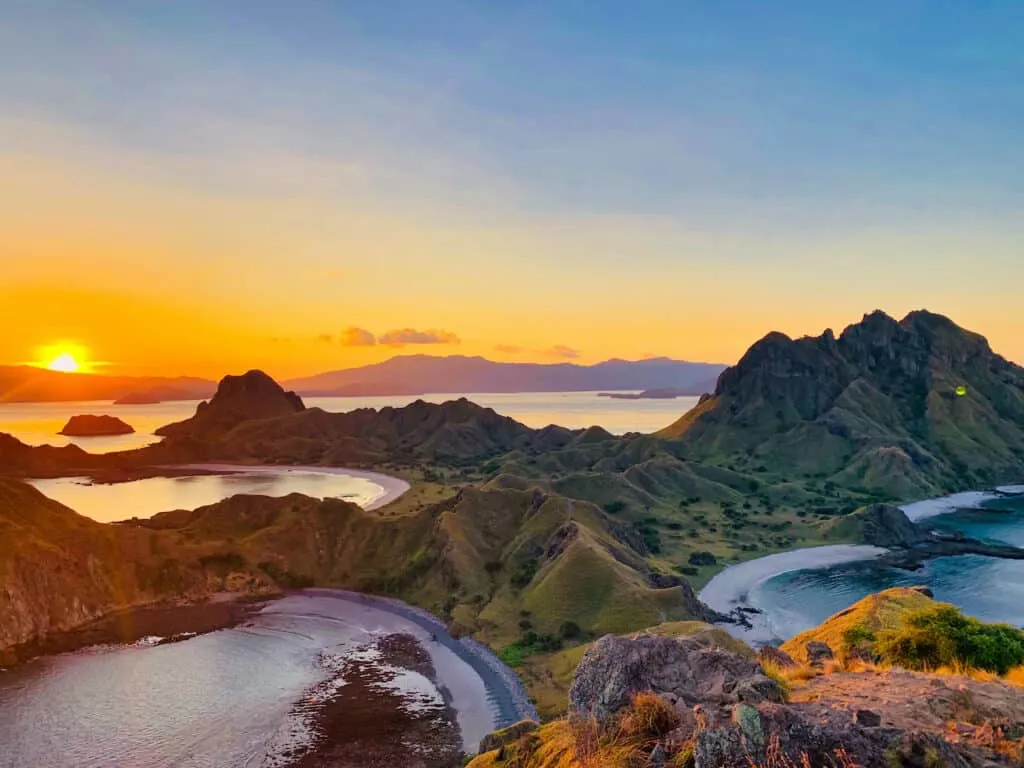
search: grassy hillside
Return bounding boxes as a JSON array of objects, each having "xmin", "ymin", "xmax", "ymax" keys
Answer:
[
  {"xmin": 658, "ymin": 310, "xmax": 1024, "ymax": 498},
  {"xmin": 781, "ymin": 587, "xmax": 936, "ymax": 663}
]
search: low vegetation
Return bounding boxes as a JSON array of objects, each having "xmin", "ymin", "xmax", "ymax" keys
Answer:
[{"xmin": 874, "ymin": 604, "xmax": 1024, "ymax": 676}]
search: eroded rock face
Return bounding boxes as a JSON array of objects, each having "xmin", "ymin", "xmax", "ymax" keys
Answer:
[
  {"xmin": 568, "ymin": 633, "xmax": 785, "ymax": 720},
  {"xmin": 156, "ymin": 370, "xmax": 305, "ymax": 439}
]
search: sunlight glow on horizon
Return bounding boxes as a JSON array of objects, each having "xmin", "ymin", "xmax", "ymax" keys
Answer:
[{"xmin": 29, "ymin": 344, "xmax": 94, "ymax": 375}]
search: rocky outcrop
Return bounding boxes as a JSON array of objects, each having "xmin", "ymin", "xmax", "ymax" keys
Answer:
[
  {"xmin": 837, "ymin": 503, "xmax": 928, "ymax": 547},
  {"xmin": 658, "ymin": 309, "xmax": 1024, "ymax": 497},
  {"xmin": 474, "ymin": 627, "xmax": 1024, "ymax": 768},
  {"xmin": 568, "ymin": 633, "xmax": 785, "ymax": 719},
  {"xmin": 59, "ymin": 414, "xmax": 135, "ymax": 436},
  {"xmin": 156, "ymin": 370, "xmax": 305, "ymax": 439}
]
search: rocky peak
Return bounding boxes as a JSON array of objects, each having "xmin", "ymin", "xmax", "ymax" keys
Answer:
[{"xmin": 156, "ymin": 370, "xmax": 304, "ymax": 439}]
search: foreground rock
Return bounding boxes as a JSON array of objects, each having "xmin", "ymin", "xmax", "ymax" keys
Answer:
[
  {"xmin": 473, "ymin": 628, "xmax": 1024, "ymax": 767},
  {"xmin": 568, "ymin": 633, "xmax": 786, "ymax": 719},
  {"xmin": 59, "ymin": 414, "xmax": 135, "ymax": 436}
]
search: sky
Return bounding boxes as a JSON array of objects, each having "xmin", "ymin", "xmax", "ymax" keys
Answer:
[{"xmin": 1, "ymin": 1, "xmax": 1022, "ymax": 378}]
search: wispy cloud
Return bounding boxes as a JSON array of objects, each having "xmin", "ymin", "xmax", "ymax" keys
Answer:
[
  {"xmin": 315, "ymin": 333, "xmax": 334, "ymax": 344},
  {"xmin": 543, "ymin": 345, "xmax": 581, "ymax": 359},
  {"xmin": 339, "ymin": 327, "xmax": 378, "ymax": 346},
  {"xmin": 379, "ymin": 328, "xmax": 460, "ymax": 347},
  {"xmin": 493, "ymin": 343, "xmax": 524, "ymax": 354}
]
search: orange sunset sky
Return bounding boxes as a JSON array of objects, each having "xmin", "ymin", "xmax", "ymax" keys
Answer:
[{"xmin": 2, "ymin": 4, "xmax": 1022, "ymax": 380}]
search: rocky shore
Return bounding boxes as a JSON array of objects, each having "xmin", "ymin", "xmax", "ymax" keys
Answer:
[{"xmin": 0, "ymin": 593, "xmax": 266, "ymax": 667}]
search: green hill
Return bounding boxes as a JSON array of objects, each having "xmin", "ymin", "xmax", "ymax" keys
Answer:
[{"xmin": 659, "ymin": 310, "xmax": 1024, "ymax": 497}]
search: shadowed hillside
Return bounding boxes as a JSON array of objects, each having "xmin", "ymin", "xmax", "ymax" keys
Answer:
[{"xmin": 659, "ymin": 310, "xmax": 1024, "ymax": 497}]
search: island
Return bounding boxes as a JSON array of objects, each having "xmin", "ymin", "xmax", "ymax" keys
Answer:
[
  {"xmin": 597, "ymin": 387, "xmax": 696, "ymax": 400},
  {"xmin": 59, "ymin": 414, "xmax": 136, "ymax": 437}
]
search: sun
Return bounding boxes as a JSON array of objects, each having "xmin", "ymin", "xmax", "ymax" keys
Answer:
[
  {"xmin": 29, "ymin": 343, "xmax": 94, "ymax": 374},
  {"xmin": 48, "ymin": 353, "xmax": 81, "ymax": 373}
]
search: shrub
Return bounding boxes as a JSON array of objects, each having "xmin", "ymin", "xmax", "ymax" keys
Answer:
[
  {"xmin": 499, "ymin": 631, "xmax": 563, "ymax": 666},
  {"xmin": 604, "ymin": 500, "xmax": 627, "ymax": 515},
  {"xmin": 688, "ymin": 551, "xmax": 718, "ymax": 566},
  {"xmin": 875, "ymin": 605, "xmax": 1024, "ymax": 675},
  {"xmin": 511, "ymin": 558, "xmax": 538, "ymax": 589},
  {"xmin": 673, "ymin": 565, "xmax": 699, "ymax": 576},
  {"xmin": 559, "ymin": 621, "xmax": 583, "ymax": 640}
]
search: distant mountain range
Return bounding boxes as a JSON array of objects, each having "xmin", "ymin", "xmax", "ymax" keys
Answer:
[
  {"xmin": 0, "ymin": 366, "xmax": 215, "ymax": 404},
  {"xmin": 0, "ymin": 356, "xmax": 725, "ymax": 403},
  {"xmin": 282, "ymin": 355, "xmax": 725, "ymax": 397}
]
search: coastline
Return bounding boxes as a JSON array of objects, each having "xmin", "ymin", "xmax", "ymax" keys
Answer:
[
  {"xmin": 0, "ymin": 592, "xmax": 268, "ymax": 667},
  {"xmin": 700, "ymin": 483, "xmax": 1024, "ymax": 646},
  {"xmin": 900, "ymin": 484, "xmax": 1024, "ymax": 522},
  {"xmin": 698, "ymin": 545, "xmax": 887, "ymax": 646},
  {"xmin": 2, "ymin": 588, "xmax": 535, "ymax": 761},
  {"xmin": 303, "ymin": 588, "xmax": 539, "ymax": 731},
  {"xmin": 166, "ymin": 463, "xmax": 412, "ymax": 510}
]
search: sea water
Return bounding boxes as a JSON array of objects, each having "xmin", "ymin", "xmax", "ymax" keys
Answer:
[
  {"xmin": 0, "ymin": 391, "xmax": 699, "ymax": 454},
  {"xmin": 753, "ymin": 494, "xmax": 1024, "ymax": 639},
  {"xmin": 0, "ymin": 592, "xmax": 501, "ymax": 768}
]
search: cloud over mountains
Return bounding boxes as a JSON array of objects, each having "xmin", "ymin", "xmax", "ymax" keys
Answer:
[{"xmin": 333, "ymin": 326, "xmax": 461, "ymax": 347}]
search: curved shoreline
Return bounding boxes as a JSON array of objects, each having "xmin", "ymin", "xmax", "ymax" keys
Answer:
[
  {"xmin": 900, "ymin": 484, "xmax": 1024, "ymax": 522},
  {"xmin": 699, "ymin": 545, "xmax": 887, "ymax": 646},
  {"xmin": 167, "ymin": 463, "xmax": 412, "ymax": 510},
  {"xmin": 700, "ymin": 484, "xmax": 1024, "ymax": 646},
  {"xmin": 303, "ymin": 588, "xmax": 539, "ymax": 733}
]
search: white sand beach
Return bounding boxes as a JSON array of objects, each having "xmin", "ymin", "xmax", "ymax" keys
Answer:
[
  {"xmin": 900, "ymin": 484, "xmax": 1024, "ymax": 522},
  {"xmin": 175, "ymin": 463, "xmax": 411, "ymax": 510},
  {"xmin": 698, "ymin": 544, "xmax": 887, "ymax": 645}
]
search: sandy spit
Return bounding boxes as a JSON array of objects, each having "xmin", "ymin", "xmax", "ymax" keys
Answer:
[{"xmin": 170, "ymin": 463, "xmax": 411, "ymax": 510}]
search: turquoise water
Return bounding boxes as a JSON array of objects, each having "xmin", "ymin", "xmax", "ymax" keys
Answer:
[{"xmin": 753, "ymin": 494, "xmax": 1024, "ymax": 639}]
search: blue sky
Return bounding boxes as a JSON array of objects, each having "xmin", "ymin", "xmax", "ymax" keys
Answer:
[{"xmin": 2, "ymin": 1, "xmax": 1022, "ymax": 375}]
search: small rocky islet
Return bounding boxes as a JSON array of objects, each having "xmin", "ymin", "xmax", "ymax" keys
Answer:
[{"xmin": 58, "ymin": 414, "xmax": 135, "ymax": 436}]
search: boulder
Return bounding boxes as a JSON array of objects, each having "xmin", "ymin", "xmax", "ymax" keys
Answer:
[
  {"xmin": 855, "ymin": 709, "xmax": 882, "ymax": 727},
  {"xmin": 805, "ymin": 641, "xmax": 835, "ymax": 666},
  {"xmin": 59, "ymin": 415, "xmax": 135, "ymax": 437},
  {"xmin": 568, "ymin": 633, "xmax": 786, "ymax": 720},
  {"xmin": 694, "ymin": 703, "xmax": 896, "ymax": 768}
]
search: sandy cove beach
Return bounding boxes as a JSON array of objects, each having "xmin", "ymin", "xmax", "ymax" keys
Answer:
[
  {"xmin": 171, "ymin": 463, "xmax": 412, "ymax": 510},
  {"xmin": 901, "ymin": 484, "xmax": 1024, "ymax": 522},
  {"xmin": 700, "ymin": 484, "xmax": 1024, "ymax": 646},
  {"xmin": 698, "ymin": 545, "xmax": 887, "ymax": 646}
]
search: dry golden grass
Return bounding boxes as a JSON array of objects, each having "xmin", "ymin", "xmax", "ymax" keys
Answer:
[
  {"xmin": 615, "ymin": 692, "xmax": 680, "ymax": 743},
  {"xmin": 746, "ymin": 735, "xmax": 864, "ymax": 768},
  {"xmin": 1005, "ymin": 665, "xmax": 1024, "ymax": 686}
]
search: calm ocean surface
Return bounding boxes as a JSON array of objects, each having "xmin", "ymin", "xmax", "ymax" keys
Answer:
[
  {"xmin": 0, "ymin": 391, "xmax": 698, "ymax": 454},
  {"xmin": 25, "ymin": 470, "xmax": 387, "ymax": 523},
  {"xmin": 0, "ymin": 592, "xmax": 500, "ymax": 768},
  {"xmin": 753, "ymin": 494, "xmax": 1024, "ymax": 638}
]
